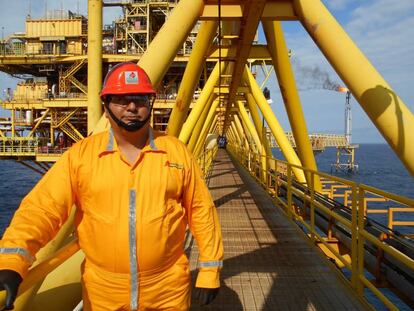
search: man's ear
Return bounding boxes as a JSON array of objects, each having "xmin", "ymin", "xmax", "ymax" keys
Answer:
[{"xmin": 103, "ymin": 103, "xmax": 109, "ymax": 119}]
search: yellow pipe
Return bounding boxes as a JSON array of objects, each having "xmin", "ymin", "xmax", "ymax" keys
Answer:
[
  {"xmin": 179, "ymin": 62, "xmax": 226, "ymax": 144},
  {"xmin": 138, "ymin": 0, "xmax": 204, "ymax": 88},
  {"xmin": 293, "ymin": 0, "xmax": 414, "ymax": 175},
  {"xmin": 230, "ymin": 121, "xmax": 242, "ymax": 145},
  {"xmin": 12, "ymin": 206, "xmax": 77, "ymax": 310},
  {"xmin": 234, "ymin": 114, "xmax": 252, "ymax": 153},
  {"xmin": 262, "ymin": 20, "xmax": 321, "ymax": 190},
  {"xmin": 245, "ymin": 93, "xmax": 272, "ymax": 156},
  {"xmin": 243, "ymin": 67, "xmax": 306, "ymax": 183},
  {"xmin": 187, "ymin": 95, "xmax": 217, "ymax": 152},
  {"xmin": 167, "ymin": 21, "xmax": 218, "ymax": 137},
  {"xmin": 87, "ymin": 0, "xmax": 103, "ymax": 134},
  {"xmin": 245, "ymin": 93, "xmax": 269, "ymax": 182},
  {"xmin": 237, "ymin": 101, "xmax": 263, "ymax": 153},
  {"xmin": 194, "ymin": 101, "xmax": 220, "ymax": 157}
]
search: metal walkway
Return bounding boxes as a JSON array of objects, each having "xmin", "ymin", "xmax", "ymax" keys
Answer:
[{"xmin": 189, "ymin": 149, "xmax": 367, "ymax": 311}]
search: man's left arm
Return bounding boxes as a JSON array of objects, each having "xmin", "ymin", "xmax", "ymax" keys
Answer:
[{"xmin": 183, "ymin": 155, "xmax": 224, "ymax": 290}]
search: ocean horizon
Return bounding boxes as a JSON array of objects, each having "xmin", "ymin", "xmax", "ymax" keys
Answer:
[{"xmin": 1, "ymin": 143, "xmax": 413, "ymax": 236}]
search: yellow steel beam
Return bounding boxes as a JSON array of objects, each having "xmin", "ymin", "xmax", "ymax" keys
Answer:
[
  {"xmin": 213, "ymin": 86, "xmax": 250, "ymax": 94},
  {"xmin": 201, "ymin": 1, "xmax": 297, "ymax": 21},
  {"xmin": 243, "ymin": 66, "xmax": 306, "ymax": 183},
  {"xmin": 87, "ymin": 0, "xmax": 103, "ymax": 134},
  {"xmin": 233, "ymin": 114, "xmax": 250, "ymax": 152},
  {"xmin": 194, "ymin": 101, "xmax": 220, "ymax": 157},
  {"xmin": 245, "ymin": 93, "xmax": 272, "ymax": 157},
  {"xmin": 225, "ymin": 0, "xmax": 266, "ymax": 130},
  {"xmin": 293, "ymin": 0, "xmax": 414, "ymax": 175},
  {"xmin": 138, "ymin": 0, "xmax": 204, "ymax": 88},
  {"xmin": 179, "ymin": 62, "xmax": 226, "ymax": 144},
  {"xmin": 28, "ymin": 109, "xmax": 50, "ymax": 137},
  {"xmin": 263, "ymin": 20, "xmax": 321, "ymax": 191},
  {"xmin": 208, "ymin": 45, "xmax": 271, "ymax": 61},
  {"xmin": 167, "ymin": 21, "xmax": 218, "ymax": 137},
  {"xmin": 237, "ymin": 101, "xmax": 262, "ymax": 153},
  {"xmin": 188, "ymin": 95, "xmax": 217, "ymax": 152}
]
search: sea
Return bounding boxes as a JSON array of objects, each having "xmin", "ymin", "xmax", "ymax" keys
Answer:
[{"xmin": 0, "ymin": 144, "xmax": 413, "ymax": 236}]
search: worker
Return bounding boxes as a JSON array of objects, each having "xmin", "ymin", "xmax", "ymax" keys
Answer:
[{"xmin": 0, "ymin": 62, "xmax": 223, "ymax": 310}]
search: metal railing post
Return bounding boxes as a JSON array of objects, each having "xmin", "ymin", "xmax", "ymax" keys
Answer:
[
  {"xmin": 351, "ymin": 184, "xmax": 358, "ymax": 289},
  {"xmin": 287, "ymin": 164, "xmax": 293, "ymax": 219},
  {"xmin": 357, "ymin": 187, "xmax": 365, "ymax": 297}
]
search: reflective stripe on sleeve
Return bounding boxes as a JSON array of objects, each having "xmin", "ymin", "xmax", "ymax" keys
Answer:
[
  {"xmin": 198, "ymin": 260, "xmax": 223, "ymax": 268},
  {"xmin": 0, "ymin": 247, "xmax": 35, "ymax": 264},
  {"xmin": 129, "ymin": 189, "xmax": 138, "ymax": 310}
]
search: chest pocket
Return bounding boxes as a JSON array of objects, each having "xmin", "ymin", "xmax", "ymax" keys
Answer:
[
  {"xmin": 77, "ymin": 161, "xmax": 127, "ymax": 224},
  {"xmin": 139, "ymin": 158, "xmax": 184, "ymax": 223}
]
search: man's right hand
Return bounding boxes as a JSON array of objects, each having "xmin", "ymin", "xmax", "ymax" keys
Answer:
[{"xmin": 0, "ymin": 270, "xmax": 22, "ymax": 310}]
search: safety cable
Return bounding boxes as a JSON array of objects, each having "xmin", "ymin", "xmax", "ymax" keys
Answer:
[{"xmin": 218, "ymin": 0, "xmax": 222, "ymax": 135}]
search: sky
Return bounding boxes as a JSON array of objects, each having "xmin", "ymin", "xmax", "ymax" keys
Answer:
[{"xmin": 0, "ymin": 0, "xmax": 413, "ymax": 143}]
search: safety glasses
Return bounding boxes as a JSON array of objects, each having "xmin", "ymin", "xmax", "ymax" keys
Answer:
[{"xmin": 110, "ymin": 95, "xmax": 151, "ymax": 107}]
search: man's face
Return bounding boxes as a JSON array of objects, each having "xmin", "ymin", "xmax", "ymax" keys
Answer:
[{"xmin": 105, "ymin": 94, "xmax": 151, "ymax": 125}]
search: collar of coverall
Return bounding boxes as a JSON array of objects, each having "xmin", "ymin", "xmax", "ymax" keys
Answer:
[{"xmin": 98, "ymin": 127, "xmax": 166, "ymax": 156}]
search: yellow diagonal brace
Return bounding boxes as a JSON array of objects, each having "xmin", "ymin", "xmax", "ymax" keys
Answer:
[
  {"xmin": 263, "ymin": 20, "xmax": 321, "ymax": 190},
  {"xmin": 243, "ymin": 67, "xmax": 306, "ymax": 184},
  {"xmin": 237, "ymin": 101, "xmax": 263, "ymax": 153},
  {"xmin": 139, "ymin": 0, "xmax": 204, "ymax": 88},
  {"xmin": 194, "ymin": 100, "xmax": 220, "ymax": 157},
  {"xmin": 179, "ymin": 62, "xmax": 226, "ymax": 144},
  {"xmin": 167, "ymin": 21, "xmax": 218, "ymax": 137},
  {"xmin": 234, "ymin": 113, "xmax": 256, "ymax": 153},
  {"xmin": 233, "ymin": 114, "xmax": 250, "ymax": 152},
  {"xmin": 188, "ymin": 95, "xmax": 217, "ymax": 152},
  {"xmin": 294, "ymin": 0, "xmax": 414, "ymax": 175}
]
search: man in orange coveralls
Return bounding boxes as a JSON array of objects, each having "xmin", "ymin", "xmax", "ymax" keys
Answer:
[{"xmin": 0, "ymin": 62, "xmax": 223, "ymax": 310}]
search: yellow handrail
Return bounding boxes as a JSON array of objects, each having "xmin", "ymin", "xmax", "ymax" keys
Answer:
[{"xmin": 227, "ymin": 143, "xmax": 414, "ymax": 310}]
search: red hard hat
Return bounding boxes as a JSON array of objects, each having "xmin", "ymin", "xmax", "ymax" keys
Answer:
[{"xmin": 100, "ymin": 62, "xmax": 156, "ymax": 99}]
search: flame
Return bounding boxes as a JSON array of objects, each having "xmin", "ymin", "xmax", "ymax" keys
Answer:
[{"xmin": 336, "ymin": 86, "xmax": 349, "ymax": 93}]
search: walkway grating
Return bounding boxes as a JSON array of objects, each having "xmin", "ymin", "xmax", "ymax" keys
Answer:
[{"xmin": 189, "ymin": 149, "xmax": 367, "ymax": 310}]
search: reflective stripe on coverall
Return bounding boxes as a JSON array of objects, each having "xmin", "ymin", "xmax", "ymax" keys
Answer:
[{"xmin": 0, "ymin": 128, "xmax": 223, "ymax": 310}]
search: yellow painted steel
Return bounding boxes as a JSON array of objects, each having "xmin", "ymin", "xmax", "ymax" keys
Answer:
[
  {"xmin": 0, "ymin": 241, "xmax": 81, "ymax": 310},
  {"xmin": 229, "ymin": 142, "xmax": 414, "ymax": 311},
  {"xmin": 194, "ymin": 101, "xmax": 220, "ymax": 157},
  {"xmin": 138, "ymin": 0, "xmax": 204, "ymax": 88},
  {"xmin": 179, "ymin": 62, "xmax": 226, "ymax": 144},
  {"xmin": 187, "ymin": 95, "xmax": 217, "ymax": 152},
  {"xmin": 243, "ymin": 67, "xmax": 306, "ymax": 184},
  {"xmin": 237, "ymin": 101, "xmax": 263, "ymax": 153},
  {"xmin": 10, "ymin": 207, "xmax": 77, "ymax": 310},
  {"xmin": 233, "ymin": 114, "xmax": 250, "ymax": 153},
  {"xmin": 245, "ymin": 93, "xmax": 270, "ymax": 181},
  {"xmin": 262, "ymin": 20, "xmax": 321, "ymax": 191},
  {"xmin": 87, "ymin": 0, "xmax": 103, "ymax": 134},
  {"xmin": 230, "ymin": 121, "xmax": 242, "ymax": 145},
  {"xmin": 167, "ymin": 21, "xmax": 218, "ymax": 137},
  {"xmin": 245, "ymin": 93, "xmax": 272, "ymax": 157},
  {"xmin": 234, "ymin": 113, "xmax": 254, "ymax": 153},
  {"xmin": 293, "ymin": 0, "xmax": 414, "ymax": 176}
]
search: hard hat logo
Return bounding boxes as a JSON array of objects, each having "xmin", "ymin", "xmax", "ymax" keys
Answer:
[
  {"xmin": 125, "ymin": 71, "xmax": 139, "ymax": 84},
  {"xmin": 100, "ymin": 62, "xmax": 156, "ymax": 99}
]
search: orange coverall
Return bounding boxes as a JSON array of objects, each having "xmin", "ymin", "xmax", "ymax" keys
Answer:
[{"xmin": 0, "ymin": 128, "xmax": 223, "ymax": 310}]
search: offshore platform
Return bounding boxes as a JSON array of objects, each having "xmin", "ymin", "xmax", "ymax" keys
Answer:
[{"xmin": 0, "ymin": 0, "xmax": 413, "ymax": 310}]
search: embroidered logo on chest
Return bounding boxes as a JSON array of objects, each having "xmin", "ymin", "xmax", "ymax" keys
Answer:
[{"xmin": 165, "ymin": 160, "xmax": 183, "ymax": 169}]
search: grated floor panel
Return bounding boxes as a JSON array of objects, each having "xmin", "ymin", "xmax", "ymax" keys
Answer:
[{"xmin": 189, "ymin": 149, "xmax": 367, "ymax": 311}]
